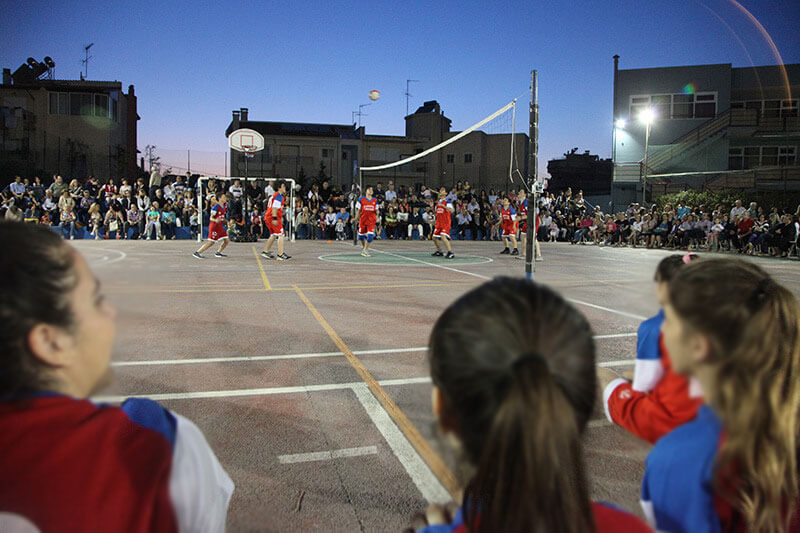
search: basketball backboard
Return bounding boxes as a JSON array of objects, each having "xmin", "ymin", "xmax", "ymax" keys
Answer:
[{"xmin": 228, "ymin": 128, "xmax": 265, "ymax": 153}]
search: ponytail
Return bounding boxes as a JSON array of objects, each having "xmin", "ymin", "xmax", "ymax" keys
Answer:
[{"xmin": 466, "ymin": 354, "xmax": 594, "ymax": 533}]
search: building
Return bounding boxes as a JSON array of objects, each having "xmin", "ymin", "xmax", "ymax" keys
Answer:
[
  {"xmin": 1, "ymin": 56, "xmax": 138, "ymax": 183},
  {"xmin": 224, "ymin": 100, "xmax": 527, "ymax": 192},
  {"xmin": 611, "ymin": 56, "xmax": 800, "ymax": 210},
  {"xmin": 546, "ymin": 148, "xmax": 613, "ymax": 202}
]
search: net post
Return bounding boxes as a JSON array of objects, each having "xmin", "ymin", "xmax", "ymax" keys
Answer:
[
  {"xmin": 197, "ymin": 177, "xmax": 204, "ymax": 243},
  {"xmin": 289, "ymin": 178, "xmax": 296, "ymax": 242},
  {"xmin": 525, "ymin": 70, "xmax": 539, "ymax": 280}
]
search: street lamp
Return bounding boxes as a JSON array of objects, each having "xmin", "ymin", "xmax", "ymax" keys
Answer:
[{"xmin": 639, "ymin": 108, "xmax": 655, "ymax": 205}]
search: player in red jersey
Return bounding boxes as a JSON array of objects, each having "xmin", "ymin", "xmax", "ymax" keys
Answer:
[
  {"xmin": 412, "ymin": 278, "xmax": 651, "ymax": 533},
  {"xmin": 431, "ymin": 187, "xmax": 455, "ymax": 259},
  {"xmin": 356, "ymin": 185, "xmax": 379, "ymax": 257},
  {"xmin": 193, "ymin": 191, "xmax": 230, "ymax": 258},
  {"xmin": 261, "ymin": 180, "xmax": 291, "ymax": 261},
  {"xmin": 499, "ymin": 196, "xmax": 519, "ymax": 256}
]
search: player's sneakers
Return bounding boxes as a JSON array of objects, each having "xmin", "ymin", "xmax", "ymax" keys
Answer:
[
  {"xmin": 431, "ymin": 250, "xmax": 444, "ymax": 257},
  {"xmin": 192, "ymin": 251, "xmax": 203, "ymax": 259},
  {"xmin": 214, "ymin": 252, "xmax": 227, "ymax": 258},
  {"xmin": 535, "ymin": 255, "xmax": 544, "ymax": 262},
  {"xmin": 510, "ymin": 249, "xmax": 519, "ymax": 256},
  {"xmin": 445, "ymin": 251, "xmax": 455, "ymax": 259},
  {"xmin": 361, "ymin": 251, "xmax": 370, "ymax": 257},
  {"xmin": 261, "ymin": 251, "xmax": 275, "ymax": 259},
  {"xmin": 500, "ymin": 248, "xmax": 510, "ymax": 254},
  {"xmin": 276, "ymin": 253, "xmax": 292, "ymax": 261}
]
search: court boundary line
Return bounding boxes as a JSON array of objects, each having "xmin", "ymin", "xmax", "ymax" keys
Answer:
[
  {"xmin": 112, "ymin": 334, "xmax": 636, "ymax": 367},
  {"xmin": 278, "ymin": 445, "xmax": 378, "ymax": 464},
  {"xmin": 292, "ymin": 284, "xmax": 460, "ymax": 499},
  {"xmin": 318, "ymin": 251, "xmax": 493, "ymax": 267}
]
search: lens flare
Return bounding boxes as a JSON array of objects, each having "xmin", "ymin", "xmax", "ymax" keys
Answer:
[{"xmin": 682, "ymin": 83, "xmax": 696, "ymax": 94}]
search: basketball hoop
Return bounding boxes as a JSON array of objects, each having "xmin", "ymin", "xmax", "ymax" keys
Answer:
[{"xmin": 227, "ymin": 128, "xmax": 265, "ymax": 239}]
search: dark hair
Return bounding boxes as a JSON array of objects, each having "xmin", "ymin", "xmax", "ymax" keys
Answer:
[
  {"xmin": 654, "ymin": 253, "xmax": 698, "ymax": 283},
  {"xmin": 429, "ymin": 277, "xmax": 596, "ymax": 533},
  {"xmin": 275, "ymin": 179, "xmax": 286, "ymax": 191},
  {"xmin": 215, "ymin": 191, "xmax": 226, "ymax": 200},
  {"xmin": 0, "ymin": 222, "xmax": 79, "ymax": 399},
  {"xmin": 669, "ymin": 259, "xmax": 799, "ymax": 532}
]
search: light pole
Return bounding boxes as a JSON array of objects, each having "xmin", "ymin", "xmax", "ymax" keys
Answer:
[{"xmin": 639, "ymin": 108, "xmax": 655, "ymax": 205}]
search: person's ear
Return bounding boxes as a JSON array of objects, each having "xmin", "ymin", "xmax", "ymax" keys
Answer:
[
  {"xmin": 27, "ymin": 324, "xmax": 74, "ymax": 367},
  {"xmin": 691, "ymin": 332, "xmax": 712, "ymax": 365}
]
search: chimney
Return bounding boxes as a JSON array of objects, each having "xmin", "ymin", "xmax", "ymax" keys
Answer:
[
  {"xmin": 2, "ymin": 68, "xmax": 11, "ymax": 85},
  {"xmin": 232, "ymin": 110, "xmax": 240, "ymax": 129},
  {"xmin": 128, "ymin": 84, "xmax": 135, "ymax": 96},
  {"xmin": 240, "ymin": 107, "xmax": 248, "ymax": 122}
]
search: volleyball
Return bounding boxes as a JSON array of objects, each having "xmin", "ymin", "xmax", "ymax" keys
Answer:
[{"xmin": 368, "ymin": 89, "xmax": 380, "ymax": 101}]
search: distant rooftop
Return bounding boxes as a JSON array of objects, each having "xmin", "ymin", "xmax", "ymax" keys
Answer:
[{"xmin": 226, "ymin": 120, "xmax": 359, "ymax": 139}]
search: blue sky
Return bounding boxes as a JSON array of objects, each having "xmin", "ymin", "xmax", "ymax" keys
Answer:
[{"xmin": 3, "ymin": 0, "xmax": 799, "ymax": 177}]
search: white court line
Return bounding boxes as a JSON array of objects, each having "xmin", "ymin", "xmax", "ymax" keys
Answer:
[
  {"xmin": 350, "ymin": 383, "xmax": 451, "ymax": 504},
  {"xmin": 587, "ymin": 419, "xmax": 613, "ymax": 428},
  {"xmin": 372, "ymin": 247, "xmax": 650, "ymax": 322},
  {"xmin": 111, "ymin": 347, "xmax": 429, "ymax": 367},
  {"xmin": 113, "ymin": 336, "xmax": 633, "ymax": 367},
  {"xmin": 83, "ymin": 247, "xmax": 127, "ymax": 267},
  {"xmin": 598, "ymin": 359, "xmax": 636, "ymax": 367},
  {"xmin": 278, "ymin": 445, "xmax": 378, "ymax": 464},
  {"xmin": 371, "ymin": 247, "xmax": 492, "ymax": 280}
]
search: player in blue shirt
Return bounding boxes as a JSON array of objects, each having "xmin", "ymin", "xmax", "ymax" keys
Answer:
[{"xmin": 642, "ymin": 258, "xmax": 800, "ymax": 532}]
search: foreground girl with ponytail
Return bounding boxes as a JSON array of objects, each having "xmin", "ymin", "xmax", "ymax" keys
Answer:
[
  {"xmin": 415, "ymin": 277, "xmax": 650, "ymax": 533},
  {"xmin": 643, "ymin": 258, "xmax": 800, "ymax": 532}
]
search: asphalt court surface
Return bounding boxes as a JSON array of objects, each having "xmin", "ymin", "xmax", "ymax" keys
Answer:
[{"xmin": 78, "ymin": 239, "xmax": 800, "ymax": 532}]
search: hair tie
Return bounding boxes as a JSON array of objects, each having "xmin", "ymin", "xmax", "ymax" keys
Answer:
[
  {"xmin": 682, "ymin": 253, "xmax": 696, "ymax": 264},
  {"xmin": 511, "ymin": 351, "xmax": 548, "ymax": 373},
  {"xmin": 749, "ymin": 277, "xmax": 774, "ymax": 309}
]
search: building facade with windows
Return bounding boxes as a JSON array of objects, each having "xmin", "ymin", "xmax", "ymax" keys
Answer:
[
  {"xmin": 611, "ymin": 57, "xmax": 799, "ymax": 210},
  {"xmin": 225, "ymin": 101, "xmax": 527, "ymax": 192},
  {"xmin": 1, "ymin": 67, "xmax": 138, "ymax": 182}
]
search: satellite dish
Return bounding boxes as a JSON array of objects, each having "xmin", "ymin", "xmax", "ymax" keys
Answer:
[{"xmin": 44, "ymin": 57, "xmax": 55, "ymax": 68}]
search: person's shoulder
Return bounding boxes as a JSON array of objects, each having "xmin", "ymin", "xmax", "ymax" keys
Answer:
[
  {"xmin": 647, "ymin": 406, "xmax": 721, "ymax": 474},
  {"xmin": 592, "ymin": 502, "xmax": 652, "ymax": 533}
]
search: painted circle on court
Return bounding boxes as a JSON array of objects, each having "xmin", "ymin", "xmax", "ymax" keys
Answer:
[{"xmin": 318, "ymin": 252, "xmax": 492, "ymax": 266}]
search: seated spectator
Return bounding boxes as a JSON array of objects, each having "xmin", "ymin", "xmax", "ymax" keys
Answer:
[
  {"xmin": 145, "ymin": 201, "xmax": 162, "ymax": 240},
  {"xmin": 413, "ymin": 278, "xmax": 650, "ymax": 533},
  {"xmin": 709, "ymin": 217, "xmax": 724, "ymax": 252},
  {"xmin": 161, "ymin": 203, "xmax": 178, "ymax": 240},
  {"xmin": 189, "ymin": 207, "xmax": 200, "ymax": 239},
  {"xmin": 408, "ymin": 207, "xmax": 424, "ymax": 239},
  {"xmin": 104, "ymin": 203, "xmax": 125, "ymax": 240},
  {"xmin": 641, "ymin": 258, "xmax": 799, "ymax": 532},
  {"xmin": 422, "ymin": 207, "xmax": 436, "ymax": 240},
  {"xmin": 736, "ymin": 212, "xmax": 755, "ymax": 252},
  {"xmin": 4, "ymin": 198, "xmax": 24, "ymax": 222},
  {"xmin": 59, "ymin": 203, "xmax": 77, "ymax": 240},
  {"xmin": 0, "ymin": 222, "xmax": 234, "ymax": 532},
  {"xmin": 125, "ymin": 203, "xmax": 142, "ymax": 240},
  {"xmin": 251, "ymin": 206, "xmax": 264, "ymax": 239},
  {"xmin": 599, "ymin": 254, "xmax": 703, "ymax": 444}
]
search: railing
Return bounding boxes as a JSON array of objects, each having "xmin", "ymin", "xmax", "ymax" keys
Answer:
[
  {"xmin": 649, "ymin": 166, "xmax": 800, "ymax": 197},
  {"xmin": 646, "ymin": 110, "xmax": 737, "ymax": 170}
]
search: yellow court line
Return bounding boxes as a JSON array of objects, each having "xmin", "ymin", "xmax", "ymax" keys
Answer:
[
  {"xmin": 252, "ymin": 246, "xmax": 272, "ymax": 291},
  {"xmin": 105, "ymin": 281, "xmax": 474, "ymax": 294},
  {"xmin": 292, "ymin": 284, "xmax": 459, "ymax": 499}
]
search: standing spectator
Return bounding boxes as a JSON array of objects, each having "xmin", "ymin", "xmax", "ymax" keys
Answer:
[
  {"xmin": 294, "ymin": 206, "xmax": 311, "ymax": 240},
  {"xmin": 335, "ymin": 207, "xmax": 350, "ymax": 239},
  {"xmin": 422, "ymin": 206, "xmax": 435, "ymax": 240},
  {"xmin": 189, "ymin": 208, "xmax": 200, "ymax": 239},
  {"xmin": 149, "ymin": 168, "xmax": 162, "ymax": 192},
  {"xmin": 729, "ymin": 199, "xmax": 746, "ymax": 222},
  {"xmin": 48, "ymin": 175, "xmax": 68, "ymax": 199}
]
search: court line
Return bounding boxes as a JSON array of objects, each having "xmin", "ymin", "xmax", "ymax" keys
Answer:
[
  {"xmin": 292, "ymin": 284, "xmax": 460, "ymax": 499},
  {"xmin": 597, "ymin": 359, "xmax": 637, "ymax": 367},
  {"xmin": 351, "ymin": 384, "xmax": 451, "ymax": 503},
  {"xmin": 371, "ymin": 247, "xmax": 492, "ymax": 281},
  {"xmin": 104, "ymin": 281, "xmax": 473, "ymax": 294},
  {"xmin": 111, "ymin": 346, "xmax": 428, "ymax": 367},
  {"xmin": 278, "ymin": 445, "xmax": 378, "ymax": 464},
  {"xmin": 566, "ymin": 299, "xmax": 647, "ymax": 321},
  {"xmin": 85, "ymin": 247, "xmax": 128, "ymax": 267},
  {"xmin": 587, "ymin": 419, "xmax": 613, "ymax": 428},
  {"xmin": 251, "ymin": 247, "xmax": 271, "ymax": 291},
  {"xmin": 112, "ymin": 334, "xmax": 635, "ymax": 367}
]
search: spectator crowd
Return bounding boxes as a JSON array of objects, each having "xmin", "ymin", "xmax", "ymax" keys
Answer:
[{"xmin": 2, "ymin": 173, "xmax": 798, "ymax": 258}]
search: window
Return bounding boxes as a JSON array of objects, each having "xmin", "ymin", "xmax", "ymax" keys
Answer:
[
  {"xmin": 628, "ymin": 92, "xmax": 717, "ymax": 120},
  {"xmin": 464, "ymin": 153, "xmax": 473, "ymax": 164},
  {"xmin": 744, "ymin": 147, "xmax": 760, "ymax": 169},
  {"xmin": 763, "ymin": 100, "xmax": 781, "ymax": 119},
  {"xmin": 761, "ymin": 146, "xmax": 778, "ymax": 166},
  {"xmin": 70, "ymin": 93, "xmax": 82, "ymax": 115},
  {"xmin": 94, "ymin": 94, "xmax": 108, "ymax": 118},
  {"xmin": 779, "ymin": 146, "xmax": 796, "ymax": 166},
  {"xmin": 728, "ymin": 148, "xmax": 744, "ymax": 170},
  {"xmin": 446, "ymin": 153, "xmax": 454, "ymax": 163},
  {"xmin": 322, "ymin": 148, "xmax": 332, "ymax": 158},
  {"xmin": 49, "ymin": 92, "xmax": 69, "ymax": 114},
  {"xmin": 781, "ymin": 100, "xmax": 798, "ymax": 118},
  {"xmin": 694, "ymin": 93, "xmax": 716, "ymax": 118}
]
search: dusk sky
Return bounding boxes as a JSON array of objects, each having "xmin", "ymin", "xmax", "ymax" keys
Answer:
[{"xmin": 3, "ymin": 0, "xmax": 799, "ymax": 178}]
